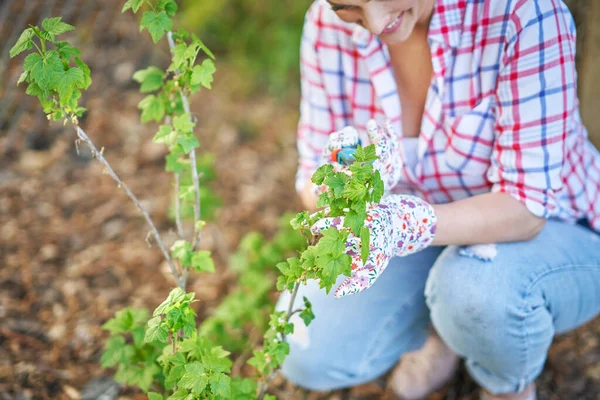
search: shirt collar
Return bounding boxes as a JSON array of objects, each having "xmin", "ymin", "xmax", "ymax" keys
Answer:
[{"xmin": 351, "ymin": 0, "xmax": 466, "ymax": 49}]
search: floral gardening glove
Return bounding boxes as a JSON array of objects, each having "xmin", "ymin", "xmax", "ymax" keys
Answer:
[
  {"xmin": 310, "ymin": 194, "xmax": 437, "ymax": 298},
  {"xmin": 312, "ymin": 119, "xmax": 402, "ymax": 197}
]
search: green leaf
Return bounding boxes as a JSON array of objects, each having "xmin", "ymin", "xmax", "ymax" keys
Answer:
[
  {"xmin": 138, "ymin": 94, "xmax": 165, "ymax": 123},
  {"xmin": 102, "ymin": 307, "xmax": 149, "ymax": 334},
  {"xmin": 342, "ymin": 179, "xmax": 368, "ymax": 202},
  {"xmin": 210, "ymin": 373, "xmax": 231, "ymax": 398},
  {"xmin": 311, "ymin": 164, "xmax": 334, "ymax": 185},
  {"xmin": 173, "ymin": 113, "xmax": 195, "ymax": 133},
  {"xmin": 164, "ymin": 0, "xmax": 178, "ymax": 16},
  {"xmin": 192, "ymin": 34, "xmax": 215, "ymax": 60},
  {"xmin": 51, "ymin": 67, "xmax": 85, "ymax": 104},
  {"xmin": 133, "ymin": 66, "xmax": 165, "ymax": 93},
  {"xmin": 168, "ymin": 389, "xmax": 193, "ymax": 400},
  {"xmin": 371, "ymin": 170, "xmax": 384, "ymax": 203},
  {"xmin": 140, "ymin": 11, "xmax": 172, "ymax": 43},
  {"xmin": 10, "ymin": 28, "xmax": 35, "ymax": 58},
  {"xmin": 122, "ymin": 0, "xmax": 145, "ymax": 13},
  {"xmin": 100, "ymin": 336, "xmax": 132, "ymax": 367},
  {"xmin": 270, "ymin": 341, "xmax": 290, "ymax": 364},
  {"xmin": 247, "ymin": 350, "xmax": 268, "ymax": 373},
  {"xmin": 24, "ymin": 51, "xmax": 63, "ymax": 88},
  {"xmin": 178, "ymin": 362, "xmax": 209, "ymax": 395},
  {"xmin": 344, "ymin": 210, "xmax": 365, "ymax": 236},
  {"xmin": 144, "ymin": 316, "xmax": 168, "ymax": 343},
  {"xmin": 74, "ymin": 57, "xmax": 92, "ymax": 89},
  {"xmin": 355, "ymin": 144, "xmax": 378, "ymax": 163},
  {"xmin": 153, "ymin": 124, "xmax": 174, "ymax": 145},
  {"xmin": 17, "ymin": 71, "xmax": 29, "ymax": 85},
  {"xmin": 148, "ymin": 393, "xmax": 163, "ymax": 400},
  {"xmin": 42, "ymin": 17, "xmax": 75, "ymax": 37},
  {"xmin": 55, "ymin": 41, "xmax": 81, "ymax": 61},
  {"xmin": 190, "ymin": 59, "xmax": 215, "ymax": 89},
  {"xmin": 170, "ymin": 240, "xmax": 193, "ymax": 267},
  {"xmin": 325, "ymin": 172, "xmax": 349, "ymax": 198},
  {"xmin": 299, "ymin": 296, "xmax": 315, "ymax": 326},
  {"xmin": 361, "ymin": 226, "xmax": 370, "ymax": 264},
  {"xmin": 318, "ymin": 228, "xmax": 346, "ymax": 255},
  {"xmin": 318, "ymin": 253, "xmax": 351, "ymax": 293},
  {"xmin": 290, "ymin": 211, "xmax": 308, "ymax": 230},
  {"xmin": 190, "ymin": 250, "xmax": 215, "ymax": 273},
  {"xmin": 170, "ymin": 43, "xmax": 188, "ymax": 71},
  {"xmin": 165, "ymin": 152, "xmax": 184, "ymax": 173},
  {"xmin": 168, "ymin": 388, "xmax": 192, "ymax": 400},
  {"xmin": 177, "ymin": 134, "xmax": 199, "ymax": 153}
]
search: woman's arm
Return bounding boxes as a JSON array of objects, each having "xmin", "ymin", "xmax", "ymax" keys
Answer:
[{"xmin": 432, "ymin": 192, "xmax": 546, "ymax": 246}]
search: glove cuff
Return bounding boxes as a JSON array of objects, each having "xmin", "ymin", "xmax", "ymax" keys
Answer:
[{"xmin": 381, "ymin": 194, "xmax": 437, "ymax": 256}]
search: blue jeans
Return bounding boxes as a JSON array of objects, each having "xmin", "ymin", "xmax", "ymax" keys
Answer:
[{"xmin": 276, "ymin": 219, "xmax": 600, "ymax": 394}]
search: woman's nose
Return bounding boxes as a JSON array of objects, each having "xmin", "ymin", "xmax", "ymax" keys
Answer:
[{"xmin": 363, "ymin": 6, "xmax": 389, "ymax": 36}]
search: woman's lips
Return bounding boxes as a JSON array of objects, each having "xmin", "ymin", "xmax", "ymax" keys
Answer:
[{"xmin": 381, "ymin": 13, "xmax": 404, "ymax": 35}]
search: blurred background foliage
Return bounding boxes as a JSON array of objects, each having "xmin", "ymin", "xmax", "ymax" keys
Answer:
[{"xmin": 179, "ymin": 0, "xmax": 307, "ymax": 98}]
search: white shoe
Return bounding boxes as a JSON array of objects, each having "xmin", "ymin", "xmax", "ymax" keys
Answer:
[{"xmin": 388, "ymin": 331, "xmax": 459, "ymax": 400}]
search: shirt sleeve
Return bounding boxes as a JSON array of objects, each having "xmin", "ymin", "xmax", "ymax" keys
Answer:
[
  {"xmin": 488, "ymin": 1, "xmax": 578, "ymax": 219},
  {"xmin": 295, "ymin": 2, "xmax": 335, "ymax": 194}
]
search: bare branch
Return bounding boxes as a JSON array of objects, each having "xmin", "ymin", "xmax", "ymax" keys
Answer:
[
  {"xmin": 73, "ymin": 125, "xmax": 183, "ymax": 289},
  {"xmin": 175, "ymin": 172, "xmax": 185, "ymax": 238}
]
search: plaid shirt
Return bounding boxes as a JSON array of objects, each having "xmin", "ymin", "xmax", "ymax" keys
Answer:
[{"xmin": 296, "ymin": 0, "xmax": 600, "ymax": 232}]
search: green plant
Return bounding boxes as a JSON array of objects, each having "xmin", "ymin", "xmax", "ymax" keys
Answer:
[{"xmin": 10, "ymin": 2, "xmax": 384, "ymax": 398}]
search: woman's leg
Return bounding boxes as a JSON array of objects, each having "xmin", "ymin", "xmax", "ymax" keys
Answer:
[
  {"xmin": 425, "ymin": 219, "xmax": 600, "ymax": 395},
  {"xmin": 276, "ymin": 246, "xmax": 444, "ymax": 391}
]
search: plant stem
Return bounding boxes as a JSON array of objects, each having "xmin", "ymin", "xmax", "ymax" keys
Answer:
[
  {"xmin": 72, "ymin": 124, "xmax": 184, "ymax": 289},
  {"xmin": 175, "ymin": 172, "xmax": 184, "ymax": 238},
  {"xmin": 166, "ymin": 31, "xmax": 202, "ymax": 254},
  {"xmin": 31, "ymin": 40, "xmax": 44, "ymax": 56},
  {"xmin": 257, "ymin": 282, "xmax": 301, "ymax": 400}
]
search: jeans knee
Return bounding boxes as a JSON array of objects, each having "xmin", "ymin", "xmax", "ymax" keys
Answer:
[{"xmin": 425, "ymin": 247, "xmax": 507, "ymax": 351}]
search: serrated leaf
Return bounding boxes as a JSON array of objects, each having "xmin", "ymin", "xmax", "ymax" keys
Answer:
[
  {"xmin": 371, "ymin": 170, "xmax": 384, "ymax": 202},
  {"xmin": 190, "ymin": 250, "xmax": 215, "ymax": 273},
  {"xmin": 148, "ymin": 393, "xmax": 163, "ymax": 400},
  {"xmin": 311, "ymin": 163, "xmax": 333, "ymax": 185},
  {"xmin": 344, "ymin": 210, "xmax": 365, "ymax": 236},
  {"xmin": 165, "ymin": 152, "xmax": 184, "ymax": 173},
  {"xmin": 140, "ymin": 11, "xmax": 172, "ymax": 43},
  {"xmin": 173, "ymin": 113, "xmax": 195, "ymax": 133},
  {"xmin": 317, "ymin": 227, "xmax": 346, "ymax": 255},
  {"xmin": 74, "ymin": 57, "xmax": 92, "ymax": 89},
  {"xmin": 361, "ymin": 226, "xmax": 370, "ymax": 264},
  {"xmin": 178, "ymin": 362, "xmax": 208, "ymax": 395},
  {"xmin": 210, "ymin": 373, "xmax": 231, "ymax": 398},
  {"xmin": 342, "ymin": 179, "xmax": 368, "ymax": 202},
  {"xmin": 192, "ymin": 34, "xmax": 215, "ymax": 60},
  {"xmin": 25, "ymin": 51, "xmax": 63, "ymax": 88},
  {"xmin": 164, "ymin": 0, "xmax": 178, "ymax": 16},
  {"xmin": 10, "ymin": 28, "xmax": 34, "ymax": 58},
  {"xmin": 168, "ymin": 389, "xmax": 193, "ymax": 400},
  {"xmin": 170, "ymin": 240, "xmax": 193, "ymax": 267},
  {"xmin": 299, "ymin": 297, "xmax": 315, "ymax": 326},
  {"xmin": 144, "ymin": 316, "xmax": 168, "ymax": 343},
  {"xmin": 42, "ymin": 17, "xmax": 75, "ymax": 36},
  {"xmin": 122, "ymin": 0, "xmax": 145, "ymax": 13},
  {"xmin": 355, "ymin": 144, "xmax": 378, "ymax": 163},
  {"xmin": 55, "ymin": 41, "xmax": 81, "ymax": 61},
  {"xmin": 100, "ymin": 335, "xmax": 127, "ymax": 367},
  {"xmin": 190, "ymin": 59, "xmax": 215, "ymax": 89},
  {"xmin": 177, "ymin": 134, "xmax": 199, "ymax": 153},
  {"xmin": 133, "ymin": 66, "xmax": 165, "ymax": 93},
  {"xmin": 318, "ymin": 253, "xmax": 351, "ymax": 293},
  {"xmin": 138, "ymin": 94, "xmax": 165, "ymax": 123},
  {"xmin": 325, "ymin": 172, "xmax": 349, "ymax": 198},
  {"xmin": 153, "ymin": 124, "xmax": 174, "ymax": 145},
  {"xmin": 51, "ymin": 67, "xmax": 85, "ymax": 104},
  {"xmin": 17, "ymin": 71, "xmax": 29, "ymax": 85}
]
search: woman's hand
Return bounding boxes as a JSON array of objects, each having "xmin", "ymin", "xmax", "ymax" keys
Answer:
[{"xmin": 310, "ymin": 194, "xmax": 437, "ymax": 298}]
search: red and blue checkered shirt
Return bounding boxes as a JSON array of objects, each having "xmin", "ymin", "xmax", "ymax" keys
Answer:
[{"xmin": 296, "ymin": 0, "xmax": 600, "ymax": 232}]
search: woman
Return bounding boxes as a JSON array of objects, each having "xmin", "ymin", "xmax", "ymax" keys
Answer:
[{"xmin": 275, "ymin": 0, "xmax": 600, "ymax": 399}]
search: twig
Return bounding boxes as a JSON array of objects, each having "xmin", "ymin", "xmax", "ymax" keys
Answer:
[
  {"xmin": 174, "ymin": 172, "xmax": 184, "ymax": 238},
  {"xmin": 73, "ymin": 125, "xmax": 183, "ymax": 289},
  {"xmin": 258, "ymin": 282, "xmax": 301, "ymax": 400},
  {"xmin": 166, "ymin": 31, "xmax": 202, "ymax": 255}
]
